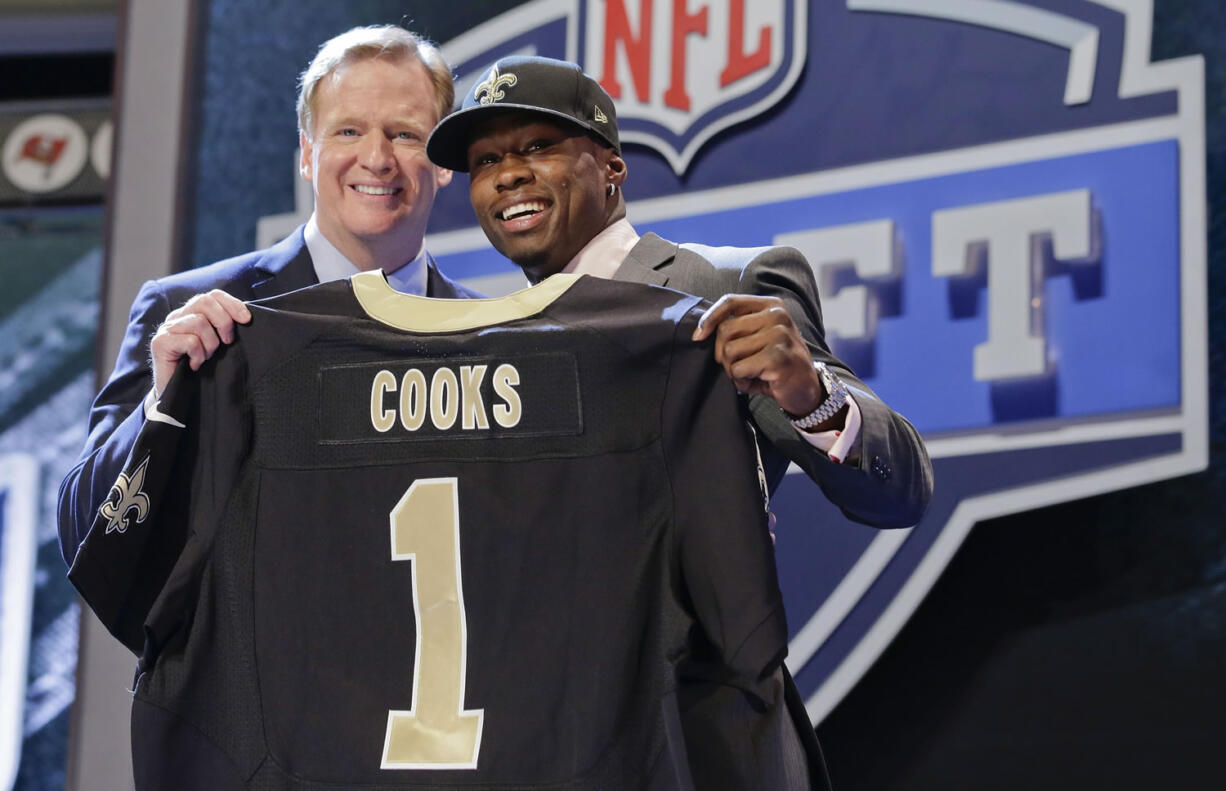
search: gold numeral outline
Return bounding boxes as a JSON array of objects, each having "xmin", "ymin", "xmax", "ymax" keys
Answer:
[{"xmin": 380, "ymin": 477, "xmax": 484, "ymax": 769}]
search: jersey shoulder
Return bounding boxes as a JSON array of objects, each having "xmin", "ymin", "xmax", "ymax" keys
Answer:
[{"xmin": 549, "ymin": 276, "xmax": 709, "ymax": 344}]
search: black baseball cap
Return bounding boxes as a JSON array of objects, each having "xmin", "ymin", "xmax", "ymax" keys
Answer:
[{"xmin": 427, "ymin": 55, "xmax": 619, "ymax": 172}]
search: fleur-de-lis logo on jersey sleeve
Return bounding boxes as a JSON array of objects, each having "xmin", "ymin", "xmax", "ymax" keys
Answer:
[
  {"xmin": 473, "ymin": 65, "xmax": 517, "ymax": 105},
  {"xmin": 98, "ymin": 455, "xmax": 152, "ymax": 535}
]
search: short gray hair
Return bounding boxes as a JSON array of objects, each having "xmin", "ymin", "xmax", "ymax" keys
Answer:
[{"xmin": 296, "ymin": 25, "xmax": 454, "ymax": 140}]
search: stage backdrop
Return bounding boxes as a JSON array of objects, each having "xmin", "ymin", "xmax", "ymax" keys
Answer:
[
  {"xmin": 190, "ymin": 0, "xmax": 1211, "ymax": 729},
  {"xmin": 57, "ymin": 1, "xmax": 1226, "ymax": 790}
]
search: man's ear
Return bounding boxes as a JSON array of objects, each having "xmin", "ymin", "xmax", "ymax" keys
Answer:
[
  {"xmin": 435, "ymin": 166, "xmax": 453, "ymax": 189},
  {"xmin": 299, "ymin": 133, "xmax": 313, "ymax": 181},
  {"xmin": 606, "ymin": 152, "xmax": 627, "ymax": 189}
]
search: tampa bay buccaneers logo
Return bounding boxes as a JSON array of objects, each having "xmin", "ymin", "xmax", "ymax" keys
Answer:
[{"xmin": 98, "ymin": 455, "xmax": 151, "ymax": 535}]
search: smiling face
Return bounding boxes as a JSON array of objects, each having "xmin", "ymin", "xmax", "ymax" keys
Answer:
[
  {"xmin": 466, "ymin": 113, "xmax": 625, "ymax": 282},
  {"xmin": 300, "ymin": 55, "xmax": 452, "ymax": 271}
]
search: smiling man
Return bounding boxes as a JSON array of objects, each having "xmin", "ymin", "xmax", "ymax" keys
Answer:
[
  {"xmin": 300, "ymin": 44, "xmax": 447, "ymax": 272},
  {"xmin": 463, "ymin": 111, "xmax": 616, "ymax": 285},
  {"xmin": 429, "ymin": 55, "xmax": 931, "ymax": 524},
  {"xmin": 431, "ymin": 53, "xmax": 936, "ymax": 784},
  {"xmin": 58, "ymin": 26, "xmax": 479, "ymax": 563},
  {"xmin": 427, "ymin": 55, "xmax": 934, "ymax": 791}
]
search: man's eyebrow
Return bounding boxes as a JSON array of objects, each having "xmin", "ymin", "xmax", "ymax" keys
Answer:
[
  {"xmin": 318, "ymin": 116, "xmax": 362, "ymax": 128},
  {"xmin": 321, "ymin": 115, "xmax": 430, "ymax": 129}
]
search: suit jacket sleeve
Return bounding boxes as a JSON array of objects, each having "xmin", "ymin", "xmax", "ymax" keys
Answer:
[
  {"xmin": 735, "ymin": 245, "xmax": 933, "ymax": 528},
  {"xmin": 58, "ymin": 278, "xmax": 174, "ymax": 564}
]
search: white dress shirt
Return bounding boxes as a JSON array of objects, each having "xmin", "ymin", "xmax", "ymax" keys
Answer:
[{"xmin": 304, "ymin": 212, "xmax": 429, "ymax": 296}]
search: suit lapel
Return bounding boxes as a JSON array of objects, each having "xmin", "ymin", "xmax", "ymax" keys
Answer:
[
  {"xmin": 425, "ymin": 253, "xmax": 453, "ymax": 298},
  {"xmin": 244, "ymin": 229, "xmax": 475, "ymax": 301},
  {"xmin": 249, "ymin": 227, "xmax": 318, "ymax": 300},
  {"xmin": 612, "ymin": 233, "xmax": 676, "ymax": 288},
  {"xmin": 424, "ymin": 252, "xmax": 468, "ymax": 298}
]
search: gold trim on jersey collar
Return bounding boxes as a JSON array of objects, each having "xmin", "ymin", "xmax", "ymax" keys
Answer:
[{"xmin": 350, "ymin": 270, "xmax": 582, "ymax": 332}]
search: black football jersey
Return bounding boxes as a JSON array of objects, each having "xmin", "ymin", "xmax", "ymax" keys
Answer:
[{"xmin": 69, "ymin": 272, "xmax": 818, "ymax": 790}]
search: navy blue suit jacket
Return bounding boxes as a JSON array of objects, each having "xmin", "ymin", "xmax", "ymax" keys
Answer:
[{"xmin": 58, "ymin": 227, "xmax": 480, "ymax": 562}]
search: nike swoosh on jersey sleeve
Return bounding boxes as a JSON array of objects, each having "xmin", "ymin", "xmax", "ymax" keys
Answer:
[{"xmin": 143, "ymin": 388, "xmax": 187, "ymax": 428}]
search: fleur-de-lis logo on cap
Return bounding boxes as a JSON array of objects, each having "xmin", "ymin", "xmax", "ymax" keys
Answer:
[
  {"xmin": 474, "ymin": 65, "xmax": 517, "ymax": 105},
  {"xmin": 98, "ymin": 455, "xmax": 152, "ymax": 535}
]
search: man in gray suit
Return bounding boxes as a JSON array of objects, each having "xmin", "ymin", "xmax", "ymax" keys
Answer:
[
  {"xmin": 426, "ymin": 55, "xmax": 932, "ymax": 526},
  {"xmin": 427, "ymin": 56, "xmax": 933, "ymax": 790},
  {"xmin": 58, "ymin": 26, "xmax": 479, "ymax": 563}
]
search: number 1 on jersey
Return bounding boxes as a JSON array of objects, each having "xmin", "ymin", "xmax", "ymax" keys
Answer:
[{"xmin": 381, "ymin": 477, "xmax": 484, "ymax": 769}]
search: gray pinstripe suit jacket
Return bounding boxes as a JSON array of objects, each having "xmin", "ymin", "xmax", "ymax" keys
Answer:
[{"xmin": 613, "ymin": 232, "xmax": 933, "ymax": 529}]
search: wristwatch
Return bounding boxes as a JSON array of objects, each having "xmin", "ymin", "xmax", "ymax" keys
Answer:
[{"xmin": 788, "ymin": 362, "xmax": 849, "ymax": 431}]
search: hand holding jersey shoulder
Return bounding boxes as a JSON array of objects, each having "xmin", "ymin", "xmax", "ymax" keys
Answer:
[{"xmin": 150, "ymin": 289, "xmax": 252, "ymax": 394}]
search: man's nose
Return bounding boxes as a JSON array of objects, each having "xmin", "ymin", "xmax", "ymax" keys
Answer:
[
  {"xmin": 494, "ymin": 152, "xmax": 532, "ymax": 191},
  {"xmin": 359, "ymin": 133, "xmax": 396, "ymax": 173}
]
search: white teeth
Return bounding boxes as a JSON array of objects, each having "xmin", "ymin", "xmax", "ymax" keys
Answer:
[
  {"xmin": 353, "ymin": 184, "xmax": 397, "ymax": 195},
  {"xmin": 500, "ymin": 201, "xmax": 545, "ymax": 220}
]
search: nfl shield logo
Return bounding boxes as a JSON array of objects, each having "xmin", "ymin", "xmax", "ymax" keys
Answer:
[{"xmin": 577, "ymin": 0, "xmax": 807, "ymax": 173}]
